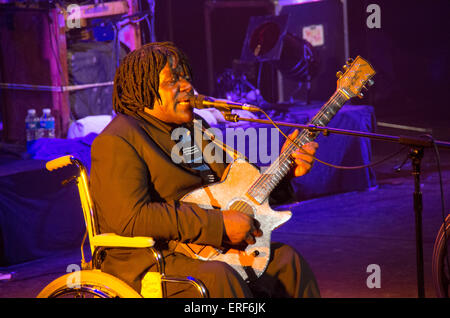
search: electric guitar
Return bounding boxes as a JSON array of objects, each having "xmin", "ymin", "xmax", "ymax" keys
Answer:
[{"xmin": 179, "ymin": 56, "xmax": 376, "ymax": 282}]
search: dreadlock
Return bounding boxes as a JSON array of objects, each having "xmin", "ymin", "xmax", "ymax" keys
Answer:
[{"xmin": 112, "ymin": 42, "xmax": 193, "ymax": 116}]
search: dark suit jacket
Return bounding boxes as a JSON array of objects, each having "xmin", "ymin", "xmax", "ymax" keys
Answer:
[
  {"xmin": 90, "ymin": 113, "xmax": 228, "ymax": 289},
  {"xmin": 90, "ymin": 113, "xmax": 294, "ymax": 291}
]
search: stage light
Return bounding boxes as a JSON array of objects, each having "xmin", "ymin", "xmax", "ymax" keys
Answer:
[
  {"xmin": 240, "ymin": 15, "xmax": 318, "ymax": 104},
  {"xmin": 274, "ymin": 33, "xmax": 317, "ymax": 84}
]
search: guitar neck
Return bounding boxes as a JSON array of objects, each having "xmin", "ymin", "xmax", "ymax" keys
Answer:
[{"xmin": 247, "ymin": 90, "xmax": 350, "ymax": 204}]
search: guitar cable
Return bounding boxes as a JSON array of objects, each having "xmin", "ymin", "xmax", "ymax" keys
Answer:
[{"xmin": 257, "ymin": 107, "xmax": 410, "ymax": 171}]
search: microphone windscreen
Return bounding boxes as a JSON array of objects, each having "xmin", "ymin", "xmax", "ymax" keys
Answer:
[{"xmin": 189, "ymin": 95, "xmax": 206, "ymax": 109}]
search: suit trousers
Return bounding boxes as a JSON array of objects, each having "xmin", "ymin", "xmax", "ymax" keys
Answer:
[{"xmin": 162, "ymin": 242, "xmax": 320, "ymax": 298}]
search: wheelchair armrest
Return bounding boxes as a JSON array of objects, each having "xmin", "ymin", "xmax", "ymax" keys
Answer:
[{"xmin": 91, "ymin": 233, "xmax": 155, "ymax": 248}]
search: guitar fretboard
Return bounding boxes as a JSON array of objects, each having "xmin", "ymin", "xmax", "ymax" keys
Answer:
[{"xmin": 247, "ymin": 90, "xmax": 349, "ymax": 204}]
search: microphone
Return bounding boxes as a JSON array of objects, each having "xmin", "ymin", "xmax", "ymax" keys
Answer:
[{"xmin": 188, "ymin": 94, "xmax": 261, "ymax": 112}]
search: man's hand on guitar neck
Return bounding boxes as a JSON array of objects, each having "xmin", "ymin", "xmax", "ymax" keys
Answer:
[
  {"xmin": 282, "ymin": 129, "xmax": 318, "ymax": 178},
  {"xmin": 222, "ymin": 210, "xmax": 262, "ymax": 247}
]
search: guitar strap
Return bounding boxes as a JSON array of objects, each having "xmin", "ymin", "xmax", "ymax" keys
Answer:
[{"xmin": 174, "ymin": 120, "xmax": 249, "ymax": 260}]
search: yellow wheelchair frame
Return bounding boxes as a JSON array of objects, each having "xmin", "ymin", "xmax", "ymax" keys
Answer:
[{"xmin": 37, "ymin": 155, "xmax": 208, "ymax": 298}]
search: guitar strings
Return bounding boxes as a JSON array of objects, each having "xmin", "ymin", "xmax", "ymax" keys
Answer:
[
  {"xmin": 230, "ymin": 93, "xmax": 348, "ymax": 219},
  {"xmin": 246, "ymin": 91, "xmax": 346, "ymax": 199},
  {"xmin": 216, "ymin": 88, "xmax": 404, "ymax": 211},
  {"xmin": 246, "ymin": 91, "xmax": 409, "ymax": 204},
  {"xmin": 225, "ymin": 93, "xmax": 349, "ymax": 227}
]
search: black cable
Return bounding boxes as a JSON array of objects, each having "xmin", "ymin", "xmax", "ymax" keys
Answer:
[{"xmin": 313, "ymin": 145, "xmax": 409, "ymax": 170}]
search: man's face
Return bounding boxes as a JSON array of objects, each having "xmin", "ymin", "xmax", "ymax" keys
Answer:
[{"xmin": 146, "ymin": 59, "xmax": 195, "ymax": 125}]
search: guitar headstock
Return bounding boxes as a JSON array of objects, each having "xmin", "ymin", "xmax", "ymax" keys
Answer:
[{"xmin": 336, "ymin": 56, "xmax": 376, "ymax": 99}]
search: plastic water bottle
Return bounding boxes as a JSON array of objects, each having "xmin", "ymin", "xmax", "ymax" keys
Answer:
[
  {"xmin": 38, "ymin": 108, "xmax": 55, "ymax": 138},
  {"xmin": 25, "ymin": 108, "xmax": 39, "ymax": 143}
]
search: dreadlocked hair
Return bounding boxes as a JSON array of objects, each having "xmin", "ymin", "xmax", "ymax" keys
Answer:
[{"xmin": 112, "ymin": 42, "xmax": 192, "ymax": 116}]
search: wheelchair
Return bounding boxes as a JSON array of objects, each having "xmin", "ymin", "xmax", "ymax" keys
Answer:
[
  {"xmin": 37, "ymin": 155, "xmax": 208, "ymax": 298},
  {"xmin": 432, "ymin": 213, "xmax": 450, "ymax": 298}
]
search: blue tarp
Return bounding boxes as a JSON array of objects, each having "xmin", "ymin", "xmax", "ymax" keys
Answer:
[{"xmin": 26, "ymin": 132, "xmax": 97, "ymax": 173}]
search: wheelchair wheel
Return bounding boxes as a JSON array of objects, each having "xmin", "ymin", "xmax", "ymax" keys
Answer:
[
  {"xmin": 432, "ymin": 215, "xmax": 450, "ymax": 298},
  {"xmin": 37, "ymin": 270, "xmax": 143, "ymax": 298}
]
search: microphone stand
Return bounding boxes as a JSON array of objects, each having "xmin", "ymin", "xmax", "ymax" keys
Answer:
[{"xmin": 223, "ymin": 111, "xmax": 450, "ymax": 298}]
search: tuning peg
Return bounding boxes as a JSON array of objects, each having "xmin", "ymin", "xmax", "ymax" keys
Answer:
[
  {"xmin": 342, "ymin": 65, "xmax": 349, "ymax": 72},
  {"xmin": 336, "ymin": 71, "xmax": 343, "ymax": 79},
  {"xmin": 358, "ymin": 92, "xmax": 364, "ymax": 99},
  {"xmin": 367, "ymin": 79, "xmax": 375, "ymax": 86},
  {"xmin": 346, "ymin": 58, "xmax": 354, "ymax": 65}
]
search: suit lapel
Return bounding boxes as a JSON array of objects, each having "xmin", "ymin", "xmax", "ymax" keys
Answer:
[{"xmin": 135, "ymin": 111, "xmax": 228, "ymax": 181}]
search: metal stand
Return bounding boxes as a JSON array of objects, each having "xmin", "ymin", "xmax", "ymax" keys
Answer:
[
  {"xmin": 224, "ymin": 112, "xmax": 450, "ymax": 298},
  {"xmin": 410, "ymin": 147, "xmax": 425, "ymax": 298},
  {"xmin": 288, "ymin": 75, "xmax": 312, "ymax": 105}
]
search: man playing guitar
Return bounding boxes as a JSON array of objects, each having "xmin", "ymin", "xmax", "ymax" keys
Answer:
[{"xmin": 90, "ymin": 42, "xmax": 320, "ymax": 297}]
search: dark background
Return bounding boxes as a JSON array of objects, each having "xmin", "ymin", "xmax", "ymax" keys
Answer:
[
  {"xmin": 0, "ymin": 0, "xmax": 448, "ymax": 141},
  {"xmin": 153, "ymin": 0, "xmax": 450, "ymax": 138},
  {"xmin": 0, "ymin": 1, "xmax": 448, "ymax": 296}
]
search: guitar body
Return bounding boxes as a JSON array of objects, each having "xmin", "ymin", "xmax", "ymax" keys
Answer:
[{"xmin": 180, "ymin": 158, "xmax": 292, "ymax": 281}]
